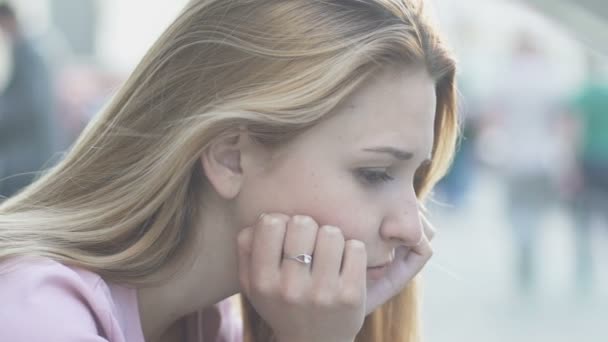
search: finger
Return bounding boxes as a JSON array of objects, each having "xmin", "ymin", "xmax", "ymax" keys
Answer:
[
  {"xmin": 364, "ymin": 240, "xmax": 431, "ymax": 315},
  {"xmin": 340, "ymin": 239, "xmax": 367, "ymax": 290},
  {"xmin": 312, "ymin": 225, "xmax": 345, "ymax": 286},
  {"xmin": 251, "ymin": 213, "xmax": 289, "ymax": 287},
  {"xmin": 282, "ymin": 215, "xmax": 318, "ymax": 285},
  {"xmin": 237, "ymin": 226, "xmax": 254, "ymax": 295},
  {"xmin": 388, "ymin": 235, "xmax": 433, "ymax": 286}
]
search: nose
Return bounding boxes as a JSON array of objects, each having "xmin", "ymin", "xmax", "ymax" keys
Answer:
[{"xmin": 379, "ymin": 190, "xmax": 424, "ymax": 247}]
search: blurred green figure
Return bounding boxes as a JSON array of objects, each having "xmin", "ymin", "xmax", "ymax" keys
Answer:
[{"xmin": 568, "ymin": 53, "xmax": 608, "ymax": 293}]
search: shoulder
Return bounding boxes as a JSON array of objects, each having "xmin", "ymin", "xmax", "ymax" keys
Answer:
[{"xmin": 0, "ymin": 257, "xmax": 111, "ymax": 341}]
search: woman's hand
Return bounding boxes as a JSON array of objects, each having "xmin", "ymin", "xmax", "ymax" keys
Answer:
[
  {"xmin": 237, "ymin": 214, "xmax": 366, "ymax": 342},
  {"xmin": 364, "ymin": 215, "xmax": 435, "ymax": 315}
]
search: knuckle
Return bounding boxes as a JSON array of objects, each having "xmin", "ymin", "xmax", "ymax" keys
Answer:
[
  {"xmin": 320, "ymin": 225, "xmax": 343, "ymax": 239},
  {"xmin": 338, "ymin": 287, "xmax": 363, "ymax": 307},
  {"xmin": 346, "ymin": 240, "xmax": 366, "ymax": 255},
  {"xmin": 291, "ymin": 215, "xmax": 318, "ymax": 229},
  {"xmin": 311, "ymin": 290, "xmax": 334, "ymax": 308},
  {"xmin": 251, "ymin": 277, "xmax": 276, "ymax": 296},
  {"xmin": 270, "ymin": 213, "xmax": 291, "ymax": 224},
  {"xmin": 280, "ymin": 284, "xmax": 305, "ymax": 305},
  {"xmin": 260, "ymin": 214, "xmax": 286, "ymax": 228}
]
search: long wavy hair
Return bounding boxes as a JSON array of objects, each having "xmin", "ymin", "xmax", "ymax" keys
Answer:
[{"xmin": 0, "ymin": 0, "xmax": 457, "ymax": 341}]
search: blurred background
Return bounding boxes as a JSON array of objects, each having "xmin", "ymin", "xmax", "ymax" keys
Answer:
[{"xmin": 0, "ymin": 0, "xmax": 606, "ymax": 341}]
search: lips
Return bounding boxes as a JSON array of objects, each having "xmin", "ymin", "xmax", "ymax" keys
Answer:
[
  {"xmin": 366, "ymin": 258, "xmax": 392, "ymax": 280},
  {"xmin": 367, "ymin": 259, "xmax": 392, "ymax": 269},
  {"xmin": 366, "ymin": 263, "xmax": 390, "ymax": 280}
]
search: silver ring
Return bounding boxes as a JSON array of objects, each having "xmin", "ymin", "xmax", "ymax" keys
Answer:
[{"xmin": 283, "ymin": 253, "xmax": 313, "ymax": 265}]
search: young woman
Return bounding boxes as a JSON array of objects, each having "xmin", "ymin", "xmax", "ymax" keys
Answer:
[{"xmin": 0, "ymin": 0, "xmax": 458, "ymax": 341}]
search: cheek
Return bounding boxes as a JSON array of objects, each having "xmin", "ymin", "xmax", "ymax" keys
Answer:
[
  {"xmin": 238, "ymin": 161, "xmax": 379, "ymax": 242},
  {"xmin": 303, "ymin": 203, "xmax": 372, "ymax": 242},
  {"xmin": 284, "ymin": 175, "xmax": 378, "ymax": 243}
]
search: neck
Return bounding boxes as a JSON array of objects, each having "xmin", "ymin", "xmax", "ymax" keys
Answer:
[{"xmin": 136, "ymin": 200, "xmax": 241, "ymax": 341}]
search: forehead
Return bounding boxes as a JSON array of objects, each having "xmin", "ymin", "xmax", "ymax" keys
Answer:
[{"xmin": 303, "ymin": 66, "xmax": 437, "ymax": 155}]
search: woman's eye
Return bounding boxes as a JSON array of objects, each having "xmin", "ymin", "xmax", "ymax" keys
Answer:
[{"xmin": 357, "ymin": 169, "xmax": 394, "ymax": 185}]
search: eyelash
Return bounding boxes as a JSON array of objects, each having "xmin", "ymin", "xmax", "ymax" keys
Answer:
[{"xmin": 357, "ymin": 169, "xmax": 395, "ymax": 185}]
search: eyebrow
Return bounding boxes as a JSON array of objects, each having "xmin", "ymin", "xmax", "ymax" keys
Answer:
[{"xmin": 362, "ymin": 146, "xmax": 415, "ymax": 161}]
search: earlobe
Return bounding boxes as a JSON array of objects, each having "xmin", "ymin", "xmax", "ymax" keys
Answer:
[{"xmin": 201, "ymin": 134, "xmax": 244, "ymax": 199}]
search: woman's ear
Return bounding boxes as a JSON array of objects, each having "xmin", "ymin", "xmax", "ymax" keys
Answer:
[{"xmin": 200, "ymin": 132, "xmax": 246, "ymax": 199}]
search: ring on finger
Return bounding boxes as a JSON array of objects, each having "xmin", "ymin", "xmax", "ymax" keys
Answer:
[{"xmin": 283, "ymin": 253, "xmax": 313, "ymax": 265}]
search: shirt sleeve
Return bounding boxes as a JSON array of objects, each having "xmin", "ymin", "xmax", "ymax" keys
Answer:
[
  {"xmin": 210, "ymin": 297, "xmax": 243, "ymax": 342},
  {"xmin": 184, "ymin": 296, "xmax": 243, "ymax": 342},
  {"xmin": 0, "ymin": 259, "xmax": 110, "ymax": 341}
]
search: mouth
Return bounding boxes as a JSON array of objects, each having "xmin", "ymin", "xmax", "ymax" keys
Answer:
[
  {"xmin": 366, "ymin": 259, "xmax": 393, "ymax": 280},
  {"xmin": 367, "ymin": 262, "xmax": 390, "ymax": 269},
  {"xmin": 367, "ymin": 257, "xmax": 393, "ymax": 269}
]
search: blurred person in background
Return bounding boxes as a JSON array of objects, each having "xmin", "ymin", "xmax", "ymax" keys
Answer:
[
  {"xmin": 0, "ymin": 2, "xmax": 56, "ymax": 199},
  {"xmin": 565, "ymin": 53, "xmax": 608, "ymax": 293},
  {"xmin": 0, "ymin": 21, "xmax": 10, "ymax": 94},
  {"xmin": 435, "ymin": 79, "xmax": 479, "ymax": 211},
  {"xmin": 0, "ymin": 16, "xmax": 11, "ymax": 184},
  {"xmin": 486, "ymin": 32, "xmax": 566, "ymax": 294},
  {"xmin": 55, "ymin": 63, "xmax": 124, "ymax": 147}
]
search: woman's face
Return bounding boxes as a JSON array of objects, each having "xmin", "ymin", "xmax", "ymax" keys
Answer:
[{"xmin": 237, "ymin": 66, "xmax": 436, "ymax": 280}]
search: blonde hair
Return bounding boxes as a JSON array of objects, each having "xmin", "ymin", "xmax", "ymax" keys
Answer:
[{"xmin": 0, "ymin": 0, "xmax": 457, "ymax": 341}]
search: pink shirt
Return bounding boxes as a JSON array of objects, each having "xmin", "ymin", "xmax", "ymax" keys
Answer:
[{"xmin": 0, "ymin": 257, "xmax": 242, "ymax": 341}]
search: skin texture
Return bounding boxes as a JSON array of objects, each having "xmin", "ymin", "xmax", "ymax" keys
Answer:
[{"xmin": 139, "ymin": 65, "xmax": 437, "ymax": 342}]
